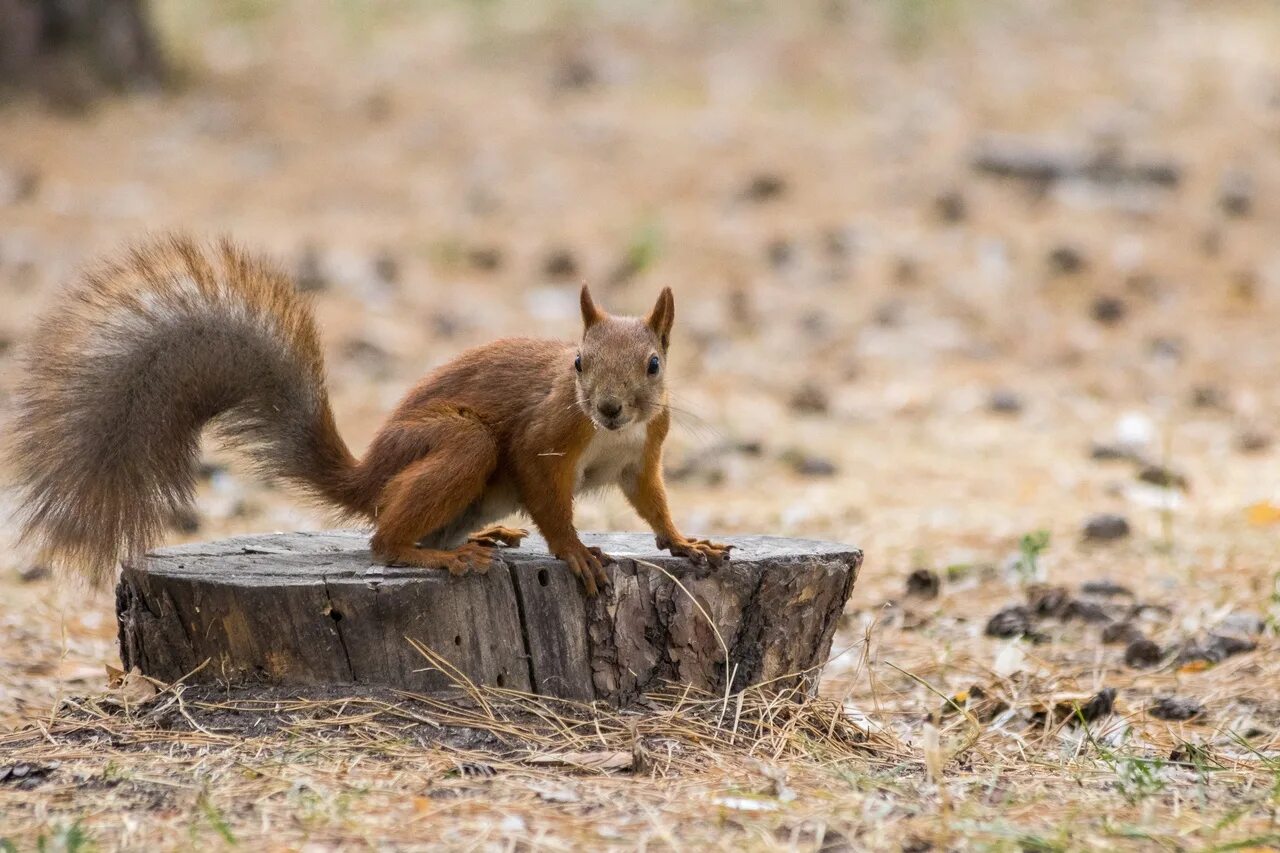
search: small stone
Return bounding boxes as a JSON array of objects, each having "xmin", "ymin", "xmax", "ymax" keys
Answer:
[
  {"xmin": 1148, "ymin": 336, "xmax": 1185, "ymax": 362},
  {"xmin": 1169, "ymin": 742, "xmax": 1214, "ymax": 765},
  {"xmin": 1065, "ymin": 599, "xmax": 1112, "ymax": 624},
  {"xmin": 899, "ymin": 836, "xmax": 931, "ymax": 853},
  {"xmin": 1081, "ymin": 579, "xmax": 1134, "ymax": 598},
  {"xmin": 1047, "ymin": 244, "xmax": 1086, "ymax": 275},
  {"xmin": 1089, "ymin": 443, "xmax": 1139, "ymax": 463},
  {"xmin": 1190, "ymin": 385, "xmax": 1229, "ymax": 410},
  {"xmin": 986, "ymin": 605, "xmax": 1033, "ymax": 639},
  {"xmin": 1137, "ymin": 464, "xmax": 1189, "ymax": 491},
  {"xmin": 1232, "ymin": 269, "xmax": 1258, "ymax": 301},
  {"xmin": 766, "ymin": 238, "xmax": 795, "ymax": 270},
  {"xmin": 822, "ymin": 227, "xmax": 856, "ymax": 261},
  {"xmin": 1236, "ymin": 429, "xmax": 1272, "ymax": 454},
  {"xmin": 553, "ymin": 56, "xmax": 598, "ymax": 91},
  {"xmin": 372, "ymin": 251, "xmax": 400, "ymax": 285},
  {"xmin": 789, "ymin": 384, "xmax": 829, "ymax": 415},
  {"xmin": 467, "ymin": 246, "xmax": 504, "ymax": 272},
  {"xmin": 1176, "ymin": 634, "xmax": 1256, "ymax": 666},
  {"xmin": 17, "ymin": 565, "xmax": 51, "ymax": 583},
  {"xmin": 783, "ymin": 451, "xmax": 837, "ymax": 477},
  {"xmin": 341, "ymin": 338, "xmax": 393, "ymax": 378},
  {"xmin": 295, "ymin": 246, "xmax": 328, "ymax": 293},
  {"xmin": 1083, "ymin": 513, "xmax": 1130, "ymax": 542},
  {"xmin": 1218, "ymin": 170, "xmax": 1253, "ymax": 217},
  {"xmin": 1217, "ymin": 612, "xmax": 1265, "ymax": 636},
  {"xmin": 1027, "ymin": 585, "xmax": 1072, "ymax": 618},
  {"xmin": 727, "ymin": 288, "xmax": 755, "ymax": 327},
  {"xmin": 987, "ymin": 389, "xmax": 1023, "ymax": 415},
  {"xmin": 1101, "ymin": 622, "xmax": 1143, "ymax": 645},
  {"xmin": 799, "ymin": 311, "xmax": 828, "ymax": 335},
  {"xmin": 1200, "ymin": 227, "xmax": 1223, "ymax": 257},
  {"xmin": 905, "ymin": 568, "xmax": 940, "ymax": 600},
  {"xmin": 934, "ymin": 189, "xmax": 967, "ymax": 223},
  {"xmin": 0, "ymin": 166, "xmax": 39, "ymax": 205},
  {"xmin": 1126, "ymin": 272, "xmax": 1161, "ymax": 298},
  {"xmin": 872, "ymin": 300, "xmax": 904, "ymax": 327},
  {"xmin": 1149, "ymin": 696, "xmax": 1203, "ymax": 722},
  {"xmin": 431, "ymin": 313, "xmax": 462, "ymax": 339},
  {"xmin": 892, "ymin": 256, "xmax": 920, "ymax": 286},
  {"xmin": 1124, "ymin": 637, "xmax": 1163, "ymax": 669},
  {"xmin": 363, "ymin": 90, "xmax": 393, "ymax": 123},
  {"xmin": 1090, "ymin": 295, "xmax": 1127, "ymax": 326},
  {"xmin": 1078, "ymin": 687, "xmax": 1117, "ymax": 722},
  {"xmin": 742, "ymin": 173, "xmax": 787, "ymax": 203},
  {"xmin": 0, "ymin": 761, "xmax": 58, "ymax": 789},
  {"xmin": 543, "ymin": 249, "xmax": 579, "ymax": 279}
]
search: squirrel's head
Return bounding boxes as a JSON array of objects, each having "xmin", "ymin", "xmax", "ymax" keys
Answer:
[{"xmin": 574, "ymin": 285, "xmax": 673, "ymax": 432}]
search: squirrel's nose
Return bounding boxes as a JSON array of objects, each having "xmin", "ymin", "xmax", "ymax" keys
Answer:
[{"xmin": 597, "ymin": 399, "xmax": 623, "ymax": 420}]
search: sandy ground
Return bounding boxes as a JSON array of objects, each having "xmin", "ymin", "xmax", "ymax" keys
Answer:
[{"xmin": 1, "ymin": 1, "xmax": 1279, "ymax": 849}]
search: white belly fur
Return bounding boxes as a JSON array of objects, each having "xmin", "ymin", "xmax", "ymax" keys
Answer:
[
  {"xmin": 575, "ymin": 422, "xmax": 646, "ymax": 493},
  {"xmin": 419, "ymin": 424, "xmax": 645, "ymax": 549}
]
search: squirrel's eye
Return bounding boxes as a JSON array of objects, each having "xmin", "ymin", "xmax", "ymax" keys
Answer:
[
  {"xmin": 647, "ymin": 354, "xmax": 661, "ymax": 376},
  {"xmin": 574, "ymin": 354, "xmax": 582, "ymax": 373}
]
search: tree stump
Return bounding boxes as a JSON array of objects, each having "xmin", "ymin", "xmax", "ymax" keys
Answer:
[{"xmin": 116, "ymin": 531, "xmax": 861, "ymax": 707}]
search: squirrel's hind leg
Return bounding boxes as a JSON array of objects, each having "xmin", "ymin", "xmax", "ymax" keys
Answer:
[{"xmin": 369, "ymin": 412, "xmax": 498, "ymax": 574}]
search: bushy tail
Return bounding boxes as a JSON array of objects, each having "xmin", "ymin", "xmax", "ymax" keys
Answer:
[{"xmin": 8, "ymin": 235, "xmax": 366, "ymax": 585}]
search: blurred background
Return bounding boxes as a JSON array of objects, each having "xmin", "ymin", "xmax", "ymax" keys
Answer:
[{"xmin": 1, "ymin": 0, "xmax": 1279, "ymax": 729}]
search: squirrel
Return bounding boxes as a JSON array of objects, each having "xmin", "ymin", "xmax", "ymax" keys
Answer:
[{"xmin": 7, "ymin": 235, "xmax": 731, "ymax": 596}]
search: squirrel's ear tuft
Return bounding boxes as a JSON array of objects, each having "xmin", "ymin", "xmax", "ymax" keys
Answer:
[
  {"xmin": 580, "ymin": 284, "xmax": 606, "ymax": 330},
  {"xmin": 645, "ymin": 287, "xmax": 675, "ymax": 350}
]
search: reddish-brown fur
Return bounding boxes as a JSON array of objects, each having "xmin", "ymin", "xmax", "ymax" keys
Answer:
[{"xmin": 7, "ymin": 235, "xmax": 729, "ymax": 594}]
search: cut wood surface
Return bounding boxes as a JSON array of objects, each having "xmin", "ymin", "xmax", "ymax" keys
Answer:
[{"xmin": 117, "ymin": 531, "xmax": 862, "ymax": 706}]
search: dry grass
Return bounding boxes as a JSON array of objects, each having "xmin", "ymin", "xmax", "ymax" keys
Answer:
[
  {"xmin": 4, "ymin": 640, "xmax": 1273, "ymax": 851},
  {"xmin": 4, "ymin": 0, "xmax": 1280, "ymax": 849}
]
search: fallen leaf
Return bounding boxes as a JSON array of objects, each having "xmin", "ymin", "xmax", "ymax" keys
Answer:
[
  {"xmin": 0, "ymin": 762, "xmax": 59, "ymax": 788},
  {"xmin": 102, "ymin": 666, "xmax": 160, "ymax": 706},
  {"xmin": 1246, "ymin": 501, "xmax": 1280, "ymax": 527}
]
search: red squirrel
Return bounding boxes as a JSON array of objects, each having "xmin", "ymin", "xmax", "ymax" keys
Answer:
[{"xmin": 8, "ymin": 235, "xmax": 731, "ymax": 595}]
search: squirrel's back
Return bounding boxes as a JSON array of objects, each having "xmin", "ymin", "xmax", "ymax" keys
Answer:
[{"xmin": 8, "ymin": 235, "xmax": 359, "ymax": 585}]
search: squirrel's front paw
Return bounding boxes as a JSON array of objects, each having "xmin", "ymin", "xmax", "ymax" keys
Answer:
[
  {"xmin": 657, "ymin": 535, "xmax": 733, "ymax": 568},
  {"xmin": 556, "ymin": 543, "xmax": 614, "ymax": 597}
]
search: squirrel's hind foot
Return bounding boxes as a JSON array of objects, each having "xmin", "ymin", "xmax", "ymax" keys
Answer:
[
  {"xmin": 382, "ymin": 543, "xmax": 497, "ymax": 576},
  {"xmin": 467, "ymin": 525, "xmax": 529, "ymax": 548}
]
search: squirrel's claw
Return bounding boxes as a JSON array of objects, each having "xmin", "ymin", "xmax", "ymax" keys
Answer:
[
  {"xmin": 657, "ymin": 535, "xmax": 733, "ymax": 569},
  {"xmin": 559, "ymin": 543, "xmax": 615, "ymax": 596}
]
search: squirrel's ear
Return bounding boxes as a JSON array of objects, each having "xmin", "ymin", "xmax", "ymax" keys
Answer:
[
  {"xmin": 580, "ymin": 284, "xmax": 606, "ymax": 331},
  {"xmin": 645, "ymin": 287, "xmax": 675, "ymax": 350}
]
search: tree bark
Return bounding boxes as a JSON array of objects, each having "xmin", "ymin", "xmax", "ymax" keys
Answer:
[{"xmin": 116, "ymin": 531, "xmax": 861, "ymax": 707}]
